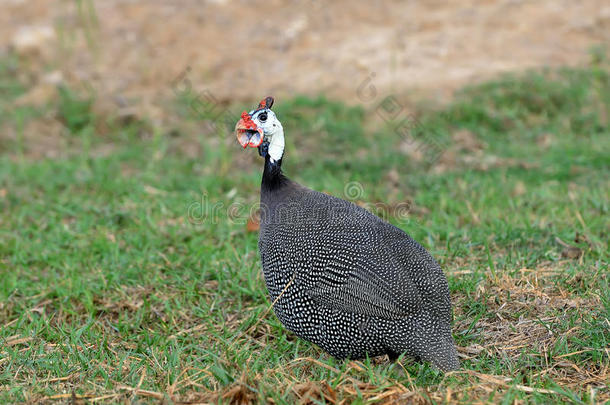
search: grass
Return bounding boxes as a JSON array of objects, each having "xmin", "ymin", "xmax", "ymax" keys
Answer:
[{"xmin": 0, "ymin": 54, "xmax": 608, "ymax": 403}]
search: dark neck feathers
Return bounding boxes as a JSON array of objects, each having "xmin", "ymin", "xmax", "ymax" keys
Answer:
[{"xmin": 262, "ymin": 155, "xmax": 287, "ymax": 191}]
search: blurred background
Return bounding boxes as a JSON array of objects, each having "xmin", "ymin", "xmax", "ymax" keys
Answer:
[
  {"xmin": 2, "ymin": 0, "xmax": 608, "ymax": 153},
  {"xmin": 1, "ymin": 1, "xmax": 609, "ymax": 403}
]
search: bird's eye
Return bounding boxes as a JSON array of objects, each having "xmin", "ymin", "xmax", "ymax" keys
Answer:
[{"xmin": 258, "ymin": 112, "xmax": 268, "ymax": 122}]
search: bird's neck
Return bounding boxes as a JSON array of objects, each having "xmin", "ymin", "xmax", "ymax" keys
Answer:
[
  {"xmin": 262, "ymin": 155, "xmax": 286, "ymax": 191},
  {"xmin": 261, "ymin": 126, "xmax": 286, "ymax": 191}
]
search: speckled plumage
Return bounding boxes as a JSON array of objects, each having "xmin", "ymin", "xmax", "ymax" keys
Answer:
[
  {"xmin": 258, "ymin": 169, "xmax": 458, "ymax": 371},
  {"xmin": 244, "ymin": 98, "xmax": 458, "ymax": 371}
]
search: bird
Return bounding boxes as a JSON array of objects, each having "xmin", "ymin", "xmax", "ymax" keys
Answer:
[{"xmin": 235, "ymin": 96, "xmax": 459, "ymax": 371}]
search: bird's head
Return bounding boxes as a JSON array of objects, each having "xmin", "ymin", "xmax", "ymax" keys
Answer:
[{"xmin": 235, "ymin": 96, "xmax": 284, "ymax": 161}]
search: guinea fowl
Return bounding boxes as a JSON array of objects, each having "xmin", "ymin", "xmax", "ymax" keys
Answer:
[{"xmin": 235, "ymin": 97, "xmax": 459, "ymax": 371}]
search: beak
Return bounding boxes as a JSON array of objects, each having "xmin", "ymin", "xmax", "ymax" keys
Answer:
[{"xmin": 235, "ymin": 114, "xmax": 264, "ymax": 149}]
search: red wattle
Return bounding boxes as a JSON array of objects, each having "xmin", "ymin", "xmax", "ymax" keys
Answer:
[{"xmin": 240, "ymin": 111, "xmax": 258, "ymax": 130}]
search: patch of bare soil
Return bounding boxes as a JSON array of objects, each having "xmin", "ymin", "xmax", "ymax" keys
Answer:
[{"xmin": 2, "ymin": 0, "xmax": 609, "ymax": 123}]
